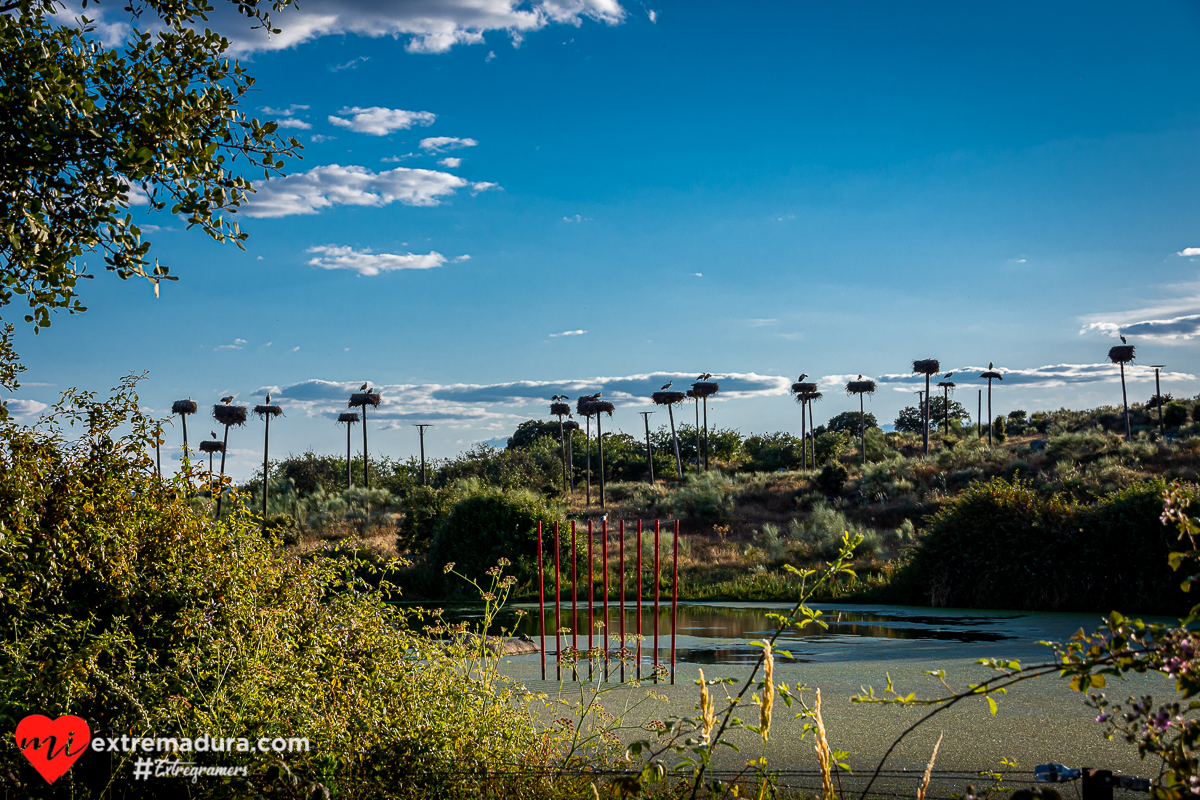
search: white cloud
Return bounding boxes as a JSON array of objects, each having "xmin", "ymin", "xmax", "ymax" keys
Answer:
[
  {"xmin": 875, "ymin": 364, "xmax": 1195, "ymax": 389},
  {"xmin": 291, "ymin": 346, "xmax": 300, "ymax": 352},
  {"xmin": 469, "ymin": 181, "xmax": 500, "ymax": 194},
  {"xmin": 420, "ymin": 136, "xmax": 478, "ymax": 153},
  {"xmin": 452, "ymin": 254, "xmax": 471, "ymax": 262},
  {"xmin": 276, "ymin": 118, "xmax": 312, "ymax": 130},
  {"xmin": 381, "ymin": 154, "xmax": 415, "ymax": 162},
  {"xmin": 647, "ymin": 8, "xmax": 657, "ymax": 22},
  {"xmin": 216, "ymin": 339, "xmax": 247, "ymax": 351},
  {"xmin": 307, "ymin": 245, "xmax": 453, "ymax": 275},
  {"xmin": 563, "ymin": 214, "xmax": 590, "ymax": 222},
  {"xmin": 745, "ymin": 319, "xmax": 777, "ymax": 327},
  {"xmin": 693, "ymin": 272, "xmax": 702, "ymax": 277},
  {"xmin": 267, "ymin": 370, "xmax": 787, "ymax": 429},
  {"xmin": 549, "ymin": 329, "xmax": 587, "ymax": 337},
  {"xmin": 485, "ymin": 50, "xmax": 497, "ymax": 62},
  {"xmin": 262, "ymin": 104, "xmax": 310, "ymax": 115},
  {"xmin": 1082, "ymin": 315, "xmax": 1200, "ymax": 342},
  {"xmin": 328, "ymin": 107, "xmax": 436, "ymax": 136},
  {"xmin": 330, "ymin": 56, "xmax": 370, "ymax": 71},
  {"xmin": 310, "ymin": 134, "xmax": 336, "ymax": 143},
  {"xmin": 244, "ymin": 164, "xmax": 496, "ymax": 218},
  {"xmin": 437, "ymin": 157, "xmax": 462, "ymax": 168},
  {"xmin": 1178, "ymin": 247, "xmax": 1200, "ymax": 257},
  {"xmin": 3, "ymin": 398, "xmax": 48, "ymax": 422},
  {"xmin": 219, "ymin": 0, "xmax": 626, "ymax": 54}
]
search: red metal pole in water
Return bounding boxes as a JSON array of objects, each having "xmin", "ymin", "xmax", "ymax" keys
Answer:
[
  {"xmin": 619, "ymin": 519, "xmax": 626, "ymax": 683},
  {"xmin": 554, "ymin": 521, "xmax": 561, "ymax": 681},
  {"xmin": 537, "ymin": 521, "xmax": 545, "ymax": 680},
  {"xmin": 588, "ymin": 519, "xmax": 595, "ymax": 681},
  {"xmin": 636, "ymin": 519, "xmax": 643, "ymax": 680},
  {"xmin": 571, "ymin": 520, "xmax": 578, "ymax": 680},
  {"xmin": 671, "ymin": 519, "xmax": 680, "ymax": 685},
  {"xmin": 602, "ymin": 518, "xmax": 610, "ymax": 680},
  {"xmin": 653, "ymin": 519, "xmax": 660, "ymax": 673}
]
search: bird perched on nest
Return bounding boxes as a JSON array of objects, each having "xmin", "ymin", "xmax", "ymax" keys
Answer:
[
  {"xmin": 265, "ymin": 392, "xmax": 272, "ymax": 403},
  {"xmin": 797, "ymin": 373, "xmax": 808, "ymax": 382},
  {"xmin": 660, "ymin": 380, "xmax": 673, "ymax": 390},
  {"xmin": 1120, "ymin": 335, "xmax": 1128, "ymax": 344},
  {"xmin": 360, "ymin": 382, "xmax": 368, "ymax": 391},
  {"xmin": 584, "ymin": 391, "xmax": 601, "ymax": 400},
  {"xmin": 697, "ymin": 372, "xmax": 713, "ymax": 381},
  {"xmin": 220, "ymin": 395, "xmax": 234, "ymax": 404},
  {"xmin": 988, "ymin": 362, "xmax": 994, "ymax": 370},
  {"xmin": 857, "ymin": 374, "xmax": 863, "ymax": 380},
  {"xmin": 943, "ymin": 372, "xmax": 953, "ymax": 379},
  {"xmin": 210, "ymin": 431, "xmax": 217, "ymax": 439}
]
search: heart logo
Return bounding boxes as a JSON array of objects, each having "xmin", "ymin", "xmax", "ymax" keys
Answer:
[{"xmin": 15, "ymin": 714, "xmax": 91, "ymax": 784}]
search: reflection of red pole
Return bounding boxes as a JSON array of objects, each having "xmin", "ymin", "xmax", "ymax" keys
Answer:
[
  {"xmin": 554, "ymin": 521, "xmax": 561, "ymax": 681},
  {"xmin": 602, "ymin": 518, "xmax": 609, "ymax": 680},
  {"xmin": 588, "ymin": 519, "xmax": 594, "ymax": 682},
  {"xmin": 636, "ymin": 519, "xmax": 643, "ymax": 680},
  {"xmin": 619, "ymin": 519, "xmax": 626, "ymax": 683},
  {"xmin": 537, "ymin": 521, "xmax": 545, "ymax": 680},
  {"xmin": 571, "ymin": 520, "xmax": 578, "ymax": 680},
  {"xmin": 653, "ymin": 519, "xmax": 660, "ymax": 673},
  {"xmin": 671, "ymin": 519, "xmax": 680, "ymax": 685}
]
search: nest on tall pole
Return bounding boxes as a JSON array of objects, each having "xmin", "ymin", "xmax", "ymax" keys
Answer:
[
  {"xmin": 337, "ymin": 412, "xmax": 360, "ymax": 424},
  {"xmin": 199, "ymin": 440, "xmax": 224, "ymax": 454},
  {"xmin": 1108, "ymin": 346, "xmax": 1136, "ymax": 364},
  {"xmin": 652, "ymin": 391, "xmax": 687, "ymax": 406},
  {"xmin": 172, "ymin": 399, "xmax": 197, "ymax": 415},
  {"xmin": 212, "ymin": 404, "xmax": 248, "ymax": 427},
  {"xmin": 550, "ymin": 402, "xmax": 571, "ymax": 417},
  {"xmin": 791, "ymin": 382, "xmax": 818, "ymax": 395},
  {"xmin": 691, "ymin": 381, "xmax": 719, "ymax": 398},
  {"xmin": 980, "ymin": 371, "xmax": 1003, "ymax": 381},
  {"xmin": 937, "ymin": 381, "xmax": 956, "ymax": 390},
  {"xmin": 846, "ymin": 379, "xmax": 876, "ymax": 395},
  {"xmin": 578, "ymin": 399, "xmax": 615, "ymax": 417},
  {"xmin": 253, "ymin": 404, "xmax": 284, "ymax": 419},
  {"xmin": 912, "ymin": 359, "xmax": 940, "ymax": 376},
  {"xmin": 348, "ymin": 392, "xmax": 382, "ymax": 409},
  {"xmin": 562, "ymin": 419, "xmax": 580, "ymax": 432}
]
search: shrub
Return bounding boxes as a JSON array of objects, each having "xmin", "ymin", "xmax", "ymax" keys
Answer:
[
  {"xmin": 992, "ymin": 415, "xmax": 1007, "ymax": 443},
  {"xmin": 1165, "ymin": 402, "xmax": 1190, "ymax": 428},
  {"xmin": 816, "ymin": 463, "xmax": 848, "ymax": 497},
  {"xmin": 897, "ymin": 477, "xmax": 1194, "ymax": 613},
  {"xmin": 666, "ymin": 470, "xmax": 735, "ymax": 522},
  {"xmin": 427, "ymin": 489, "xmax": 559, "ymax": 583}
]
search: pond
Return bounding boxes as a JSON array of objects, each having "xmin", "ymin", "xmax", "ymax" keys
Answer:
[{"xmin": 416, "ymin": 601, "xmax": 1125, "ymax": 667}]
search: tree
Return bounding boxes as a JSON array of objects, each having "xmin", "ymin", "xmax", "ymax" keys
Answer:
[
  {"xmin": 0, "ymin": 0, "xmax": 299, "ymax": 328},
  {"xmin": 507, "ymin": 419, "xmax": 562, "ymax": 450},
  {"xmin": 894, "ymin": 398, "xmax": 970, "ymax": 433},
  {"xmin": 825, "ymin": 410, "xmax": 878, "ymax": 435}
]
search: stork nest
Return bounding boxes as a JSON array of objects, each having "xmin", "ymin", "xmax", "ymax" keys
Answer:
[
  {"xmin": 691, "ymin": 381, "xmax": 719, "ymax": 397},
  {"xmin": 1108, "ymin": 345, "xmax": 1136, "ymax": 364},
  {"xmin": 936, "ymin": 381, "xmax": 956, "ymax": 390},
  {"xmin": 562, "ymin": 420, "xmax": 580, "ymax": 432},
  {"xmin": 577, "ymin": 399, "xmax": 615, "ymax": 417},
  {"xmin": 791, "ymin": 382, "xmax": 818, "ymax": 394},
  {"xmin": 337, "ymin": 412, "xmax": 360, "ymax": 424},
  {"xmin": 980, "ymin": 371, "xmax": 1003, "ymax": 381},
  {"xmin": 651, "ymin": 391, "xmax": 686, "ymax": 406},
  {"xmin": 795, "ymin": 390, "xmax": 822, "ymax": 403},
  {"xmin": 846, "ymin": 380, "xmax": 876, "ymax": 395},
  {"xmin": 172, "ymin": 399, "xmax": 197, "ymax": 415},
  {"xmin": 198, "ymin": 440, "xmax": 225, "ymax": 454},
  {"xmin": 254, "ymin": 404, "xmax": 284, "ymax": 419},
  {"xmin": 550, "ymin": 402, "xmax": 571, "ymax": 416},
  {"xmin": 349, "ymin": 392, "xmax": 381, "ymax": 408},
  {"xmin": 912, "ymin": 359, "xmax": 941, "ymax": 375},
  {"xmin": 212, "ymin": 405, "xmax": 248, "ymax": 427}
]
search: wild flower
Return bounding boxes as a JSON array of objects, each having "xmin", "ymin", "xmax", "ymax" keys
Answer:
[
  {"xmin": 697, "ymin": 668, "xmax": 716, "ymax": 745},
  {"xmin": 760, "ymin": 641, "xmax": 774, "ymax": 744}
]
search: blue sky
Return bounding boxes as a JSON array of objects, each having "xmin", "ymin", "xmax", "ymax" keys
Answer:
[{"xmin": 12, "ymin": 0, "xmax": 1200, "ymax": 480}]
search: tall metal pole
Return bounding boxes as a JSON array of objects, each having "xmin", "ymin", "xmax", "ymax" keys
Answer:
[
  {"xmin": 585, "ymin": 416, "xmax": 592, "ymax": 506},
  {"xmin": 1120, "ymin": 363, "xmax": 1131, "ymax": 441},
  {"xmin": 923, "ymin": 373, "xmax": 931, "ymax": 455},
  {"xmin": 702, "ymin": 396, "xmax": 710, "ymax": 470},
  {"xmin": 571, "ymin": 520, "xmax": 578, "ymax": 680},
  {"xmin": 362, "ymin": 405, "xmax": 370, "ymax": 490},
  {"xmin": 597, "ymin": 414, "xmax": 607, "ymax": 509},
  {"xmin": 346, "ymin": 420, "xmax": 353, "ymax": 487},
  {"xmin": 1153, "ymin": 366, "xmax": 1167, "ymax": 434},
  {"xmin": 667, "ymin": 405, "xmax": 683, "ymax": 480},
  {"xmin": 558, "ymin": 416, "xmax": 569, "ymax": 494},
  {"xmin": 602, "ymin": 518, "xmax": 609, "ymax": 678},
  {"xmin": 262, "ymin": 414, "xmax": 270, "ymax": 530},
  {"xmin": 987, "ymin": 378, "xmax": 994, "ymax": 446},
  {"xmin": 554, "ymin": 521, "xmax": 561, "ymax": 681},
  {"xmin": 671, "ymin": 519, "xmax": 679, "ymax": 685},
  {"xmin": 694, "ymin": 396, "xmax": 701, "ymax": 473},
  {"xmin": 216, "ymin": 423, "xmax": 231, "ymax": 518},
  {"xmin": 587, "ymin": 519, "xmax": 594, "ymax": 681},
  {"xmin": 537, "ymin": 521, "xmax": 546, "ymax": 680},
  {"xmin": 636, "ymin": 520, "xmax": 643, "ymax": 680},
  {"xmin": 619, "ymin": 519, "xmax": 626, "ymax": 683},
  {"xmin": 640, "ymin": 411, "xmax": 655, "ymax": 485},
  {"xmin": 800, "ymin": 398, "xmax": 807, "ymax": 471},
  {"xmin": 977, "ymin": 389, "xmax": 982, "ymax": 439},
  {"xmin": 859, "ymin": 394, "xmax": 866, "ymax": 466},
  {"xmin": 653, "ymin": 519, "xmax": 660, "ymax": 674},
  {"xmin": 808, "ymin": 400, "xmax": 814, "ymax": 469},
  {"xmin": 414, "ymin": 424, "xmax": 431, "ymax": 487}
]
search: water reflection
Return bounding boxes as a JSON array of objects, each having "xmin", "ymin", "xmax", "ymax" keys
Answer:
[{"xmin": 408, "ymin": 602, "xmax": 1021, "ymax": 666}]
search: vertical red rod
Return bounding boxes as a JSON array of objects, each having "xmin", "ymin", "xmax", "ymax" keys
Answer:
[
  {"xmin": 602, "ymin": 518, "xmax": 610, "ymax": 680},
  {"xmin": 571, "ymin": 520, "xmax": 578, "ymax": 680},
  {"xmin": 671, "ymin": 519, "xmax": 680, "ymax": 685},
  {"xmin": 554, "ymin": 521, "xmax": 561, "ymax": 681},
  {"xmin": 588, "ymin": 519, "xmax": 594, "ymax": 681},
  {"xmin": 636, "ymin": 519, "xmax": 643, "ymax": 680},
  {"xmin": 653, "ymin": 519, "xmax": 660, "ymax": 673},
  {"xmin": 619, "ymin": 519, "xmax": 626, "ymax": 683},
  {"xmin": 537, "ymin": 521, "xmax": 545, "ymax": 680}
]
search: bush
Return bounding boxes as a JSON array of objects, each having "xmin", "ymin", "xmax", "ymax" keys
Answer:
[
  {"xmin": 896, "ymin": 477, "xmax": 1194, "ymax": 613},
  {"xmin": 427, "ymin": 489, "xmax": 559, "ymax": 583},
  {"xmin": 666, "ymin": 471, "xmax": 735, "ymax": 522},
  {"xmin": 816, "ymin": 463, "xmax": 848, "ymax": 497},
  {"xmin": 992, "ymin": 415, "xmax": 1007, "ymax": 443},
  {"xmin": 741, "ymin": 432, "xmax": 803, "ymax": 472},
  {"xmin": 1164, "ymin": 402, "xmax": 1190, "ymax": 428}
]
